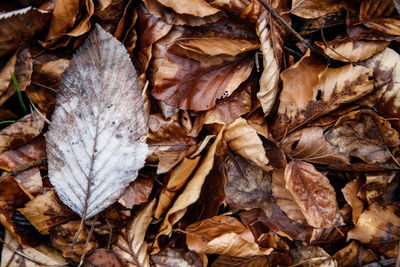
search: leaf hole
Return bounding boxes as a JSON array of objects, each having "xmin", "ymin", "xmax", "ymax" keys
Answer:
[
  {"xmin": 316, "ymin": 90, "xmax": 322, "ymax": 101},
  {"xmin": 291, "ymin": 140, "xmax": 300, "ymax": 150}
]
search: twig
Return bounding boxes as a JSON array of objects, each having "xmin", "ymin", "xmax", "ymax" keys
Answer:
[
  {"xmin": 0, "ymin": 158, "xmax": 47, "ymax": 180},
  {"xmin": 259, "ymin": 0, "xmax": 314, "ymax": 52},
  {"xmin": 78, "ymin": 214, "xmax": 99, "ymax": 267},
  {"xmin": 0, "ymin": 237, "xmax": 68, "ymax": 266}
]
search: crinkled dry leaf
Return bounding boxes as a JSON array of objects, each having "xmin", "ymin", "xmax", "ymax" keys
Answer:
[
  {"xmin": 290, "ymin": 245, "xmax": 337, "ymax": 267},
  {"xmin": 342, "ymin": 178, "xmax": 363, "ymax": 224},
  {"xmin": 224, "ymin": 117, "xmax": 271, "ymax": 171},
  {"xmin": 1, "ymin": 230, "xmax": 67, "ymax": 267},
  {"xmin": 325, "ymin": 110, "xmax": 399, "ymax": 164},
  {"xmin": 186, "ymin": 215, "xmax": 272, "ymax": 258},
  {"xmin": 0, "ymin": 113, "xmax": 45, "ymax": 154},
  {"xmin": 18, "ymin": 190, "xmax": 76, "ymax": 235},
  {"xmin": 272, "ymin": 52, "xmax": 373, "ymax": 137},
  {"xmin": 256, "ymin": 1, "xmax": 288, "ymax": 115},
  {"xmin": 0, "ymin": 7, "xmax": 51, "ymax": 56},
  {"xmin": 290, "ymin": 0, "xmax": 345, "ymax": 19},
  {"xmin": 347, "ymin": 203, "xmax": 400, "ymax": 243},
  {"xmin": 281, "ymin": 127, "xmax": 349, "ymax": 164},
  {"xmin": 153, "ymin": 128, "xmax": 224, "ymax": 253},
  {"xmin": 0, "ymin": 137, "xmax": 46, "ymax": 194},
  {"xmin": 154, "ymin": 156, "xmax": 200, "ymax": 218},
  {"xmin": 118, "ymin": 176, "xmax": 154, "ymax": 209},
  {"xmin": 84, "ymin": 248, "xmax": 126, "ymax": 267},
  {"xmin": 272, "ymin": 169, "xmax": 307, "ymax": 225},
  {"xmin": 50, "ymin": 220, "xmax": 99, "ymax": 262},
  {"xmin": 46, "ymin": 25, "xmax": 148, "ymax": 218},
  {"xmin": 224, "ymin": 153, "xmax": 271, "ymax": 212},
  {"xmin": 152, "ymin": 44, "xmax": 254, "ymax": 111},
  {"xmin": 113, "ymin": 199, "xmax": 156, "ymax": 267},
  {"xmin": 315, "ymin": 38, "xmax": 389, "ymax": 62},
  {"xmin": 285, "ymin": 160, "xmax": 339, "ymax": 228}
]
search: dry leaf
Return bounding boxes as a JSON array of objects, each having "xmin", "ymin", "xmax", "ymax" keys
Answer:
[
  {"xmin": 154, "ymin": 156, "xmax": 200, "ymax": 219},
  {"xmin": 211, "ymin": 255, "xmax": 269, "ymax": 267},
  {"xmin": 157, "ymin": 0, "xmax": 221, "ymax": 17},
  {"xmin": 347, "ymin": 203, "xmax": 400, "ymax": 243},
  {"xmin": 83, "ymin": 248, "xmax": 126, "ymax": 267},
  {"xmin": 333, "ymin": 241, "xmax": 375, "ymax": 267},
  {"xmin": 0, "ymin": 113, "xmax": 45, "ymax": 154},
  {"xmin": 153, "ymin": 128, "xmax": 224, "ymax": 253},
  {"xmin": 290, "ymin": 245, "xmax": 337, "ymax": 267},
  {"xmin": 315, "ymin": 38, "xmax": 389, "ymax": 62},
  {"xmin": 290, "ymin": 0, "xmax": 346, "ymax": 19},
  {"xmin": 186, "ymin": 215, "xmax": 272, "ymax": 258},
  {"xmin": 0, "ymin": 7, "xmax": 51, "ymax": 56},
  {"xmin": 118, "ymin": 176, "xmax": 154, "ymax": 209},
  {"xmin": 0, "ymin": 52, "xmax": 17, "ymax": 105},
  {"xmin": 150, "ymin": 248, "xmax": 200, "ymax": 267},
  {"xmin": 224, "ymin": 117, "xmax": 271, "ymax": 171},
  {"xmin": 285, "ymin": 160, "xmax": 339, "ymax": 228},
  {"xmin": 256, "ymin": 1, "xmax": 288, "ymax": 115},
  {"xmin": 113, "ymin": 199, "xmax": 156, "ymax": 267},
  {"xmin": 342, "ymin": 178, "xmax": 364, "ymax": 224},
  {"xmin": 282, "ymin": 127, "xmax": 349, "ymax": 164},
  {"xmin": 19, "ymin": 190, "xmax": 76, "ymax": 235},
  {"xmin": 224, "ymin": 153, "xmax": 271, "ymax": 212},
  {"xmin": 152, "ymin": 44, "xmax": 254, "ymax": 111},
  {"xmin": 0, "ymin": 137, "xmax": 46, "ymax": 194},
  {"xmin": 359, "ymin": 172, "xmax": 396, "ymax": 204},
  {"xmin": 50, "ymin": 220, "xmax": 99, "ymax": 262},
  {"xmin": 359, "ymin": 0, "xmax": 395, "ymax": 20},
  {"xmin": 272, "ymin": 52, "xmax": 373, "ymax": 137},
  {"xmin": 325, "ymin": 110, "xmax": 399, "ymax": 164},
  {"xmin": 46, "ymin": 25, "xmax": 148, "ymax": 218},
  {"xmin": 1, "ymin": 229, "xmax": 67, "ymax": 267},
  {"xmin": 272, "ymin": 169, "xmax": 307, "ymax": 225}
]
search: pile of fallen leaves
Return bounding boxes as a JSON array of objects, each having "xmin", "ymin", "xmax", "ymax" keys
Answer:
[{"xmin": 1, "ymin": 0, "xmax": 400, "ymax": 266}]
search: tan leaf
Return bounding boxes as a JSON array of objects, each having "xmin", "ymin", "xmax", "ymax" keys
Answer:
[
  {"xmin": 0, "ymin": 113, "xmax": 45, "ymax": 154},
  {"xmin": 290, "ymin": 245, "xmax": 337, "ymax": 267},
  {"xmin": 50, "ymin": 220, "xmax": 99, "ymax": 262},
  {"xmin": 152, "ymin": 44, "xmax": 254, "ymax": 111},
  {"xmin": 209, "ymin": 0, "xmax": 264, "ymax": 24},
  {"xmin": 46, "ymin": 25, "xmax": 148, "ymax": 219},
  {"xmin": 84, "ymin": 248, "xmax": 126, "ymax": 267},
  {"xmin": 1, "ymin": 230, "xmax": 67, "ymax": 267},
  {"xmin": 256, "ymin": 1, "xmax": 288, "ymax": 115},
  {"xmin": 154, "ymin": 156, "xmax": 200, "ymax": 219},
  {"xmin": 281, "ymin": 127, "xmax": 349, "ymax": 164},
  {"xmin": 315, "ymin": 38, "xmax": 389, "ymax": 62},
  {"xmin": 325, "ymin": 110, "xmax": 399, "ymax": 164},
  {"xmin": 113, "ymin": 199, "xmax": 156, "ymax": 267},
  {"xmin": 224, "ymin": 153, "xmax": 271, "ymax": 212},
  {"xmin": 272, "ymin": 169, "xmax": 307, "ymax": 225},
  {"xmin": 118, "ymin": 176, "xmax": 154, "ymax": 209},
  {"xmin": 347, "ymin": 203, "xmax": 400, "ymax": 243},
  {"xmin": 272, "ymin": 53, "xmax": 373, "ymax": 138},
  {"xmin": 285, "ymin": 160, "xmax": 339, "ymax": 228},
  {"xmin": 0, "ymin": 52, "xmax": 17, "ymax": 106},
  {"xmin": 19, "ymin": 190, "xmax": 76, "ymax": 235},
  {"xmin": 0, "ymin": 137, "xmax": 46, "ymax": 194},
  {"xmin": 333, "ymin": 241, "xmax": 376, "ymax": 267},
  {"xmin": 361, "ymin": 48, "xmax": 400, "ymax": 131},
  {"xmin": 0, "ymin": 7, "xmax": 51, "ymax": 56},
  {"xmin": 360, "ymin": 0, "xmax": 395, "ymax": 20},
  {"xmin": 186, "ymin": 215, "xmax": 272, "ymax": 258},
  {"xmin": 290, "ymin": 0, "xmax": 346, "ymax": 19},
  {"xmin": 153, "ymin": 128, "xmax": 224, "ymax": 253},
  {"xmin": 157, "ymin": 0, "xmax": 221, "ymax": 17},
  {"xmin": 224, "ymin": 117, "xmax": 271, "ymax": 170},
  {"xmin": 150, "ymin": 248, "xmax": 200, "ymax": 267},
  {"xmin": 342, "ymin": 178, "xmax": 364, "ymax": 224}
]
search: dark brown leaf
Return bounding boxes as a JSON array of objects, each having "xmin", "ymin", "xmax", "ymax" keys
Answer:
[{"xmin": 83, "ymin": 248, "xmax": 126, "ymax": 267}]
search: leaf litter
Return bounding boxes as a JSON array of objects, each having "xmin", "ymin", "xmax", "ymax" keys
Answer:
[{"xmin": 0, "ymin": 0, "xmax": 400, "ymax": 266}]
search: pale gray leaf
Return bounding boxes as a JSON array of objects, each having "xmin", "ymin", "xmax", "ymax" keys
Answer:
[{"xmin": 46, "ymin": 24, "xmax": 148, "ymax": 219}]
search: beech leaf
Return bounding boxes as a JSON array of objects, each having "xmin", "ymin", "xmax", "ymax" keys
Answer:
[{"xmin": 46, "ymin": 24, "xmax": 148, "ymax": 219}]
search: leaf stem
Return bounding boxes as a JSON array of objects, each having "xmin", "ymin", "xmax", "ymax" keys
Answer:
[
  {"xmin": 10, "ymin": 71, "xmax": 28, "ymax": 114},
  {"xmin": 0, "ymin": 120, "xmax": 16, "ymax": 125}
]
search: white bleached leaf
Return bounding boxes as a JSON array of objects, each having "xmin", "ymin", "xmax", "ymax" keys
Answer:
[{"xmin": 46, "ymin": 24, "xmax": 148, "ymax": 219}]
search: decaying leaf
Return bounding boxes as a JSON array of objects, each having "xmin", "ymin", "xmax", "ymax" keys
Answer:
[
  {"xmin": 186, "ymin": 215, "xmax": 272, "ymax": 259},
  {"xmin": 113, "ymin": 199, "xmax": 156, "ymax": 267},
  {"xmin": 118, "ymin": 176, "xmax": 154, "ymax": 209},
  {"xmin": 46, "ymin": 25, "xmax": 148, "ymax": 219},
  {"xmin": 19, "ymin": 190, "xmax": 76, "ymax": 235},
  {"xmin": 224, "ymin": 117, "xmax": 271, "ymax": 170},
  {"xmin": 150, "ymin": 248, "xmax": 200, "ymax": 267},
  {"xmin": 333, "ymin": 241, "xmax": 375, "ymax": 267},
  {"xmin": 325, "ymin": 110, "xmax": 399, "ymax": 164},
  {"xmin": 281, "ymin": 127, "xmax": 349, "ymax": 164},
  {"xmin": 0, "ymin": 113, "xmax": 45, "ymax": 154},
  {"xmin": 285, "ymin": 160, "xmax": 339, "ymax": 228},
  {"xmin": 0, "ymin": 7, "xmax": 51, "ymax": 56},
  {"xmin": 290, "ymin": 245, "xmax": 337, "ymax": 267},
  {"xmin": 84, "ymin": 248, "xmax": 127, "ymax": 267},
  {"xmin": 290, "ymin": 0, "xmax": 346, "ymax": 19},
  {"xmin": 347, "ymin": 203, "xmax": 400, "ymax": 243},
  {"xmin": 272, "ymin": 51, "xmax": 373, "ymax": 138},
  {"xmin": 1, "ymin": 229, "xmax": 67, "ymax": 267},
  {"xmin": 50, "ymin": 220, "xmax": 99, "ymax": 262}
]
